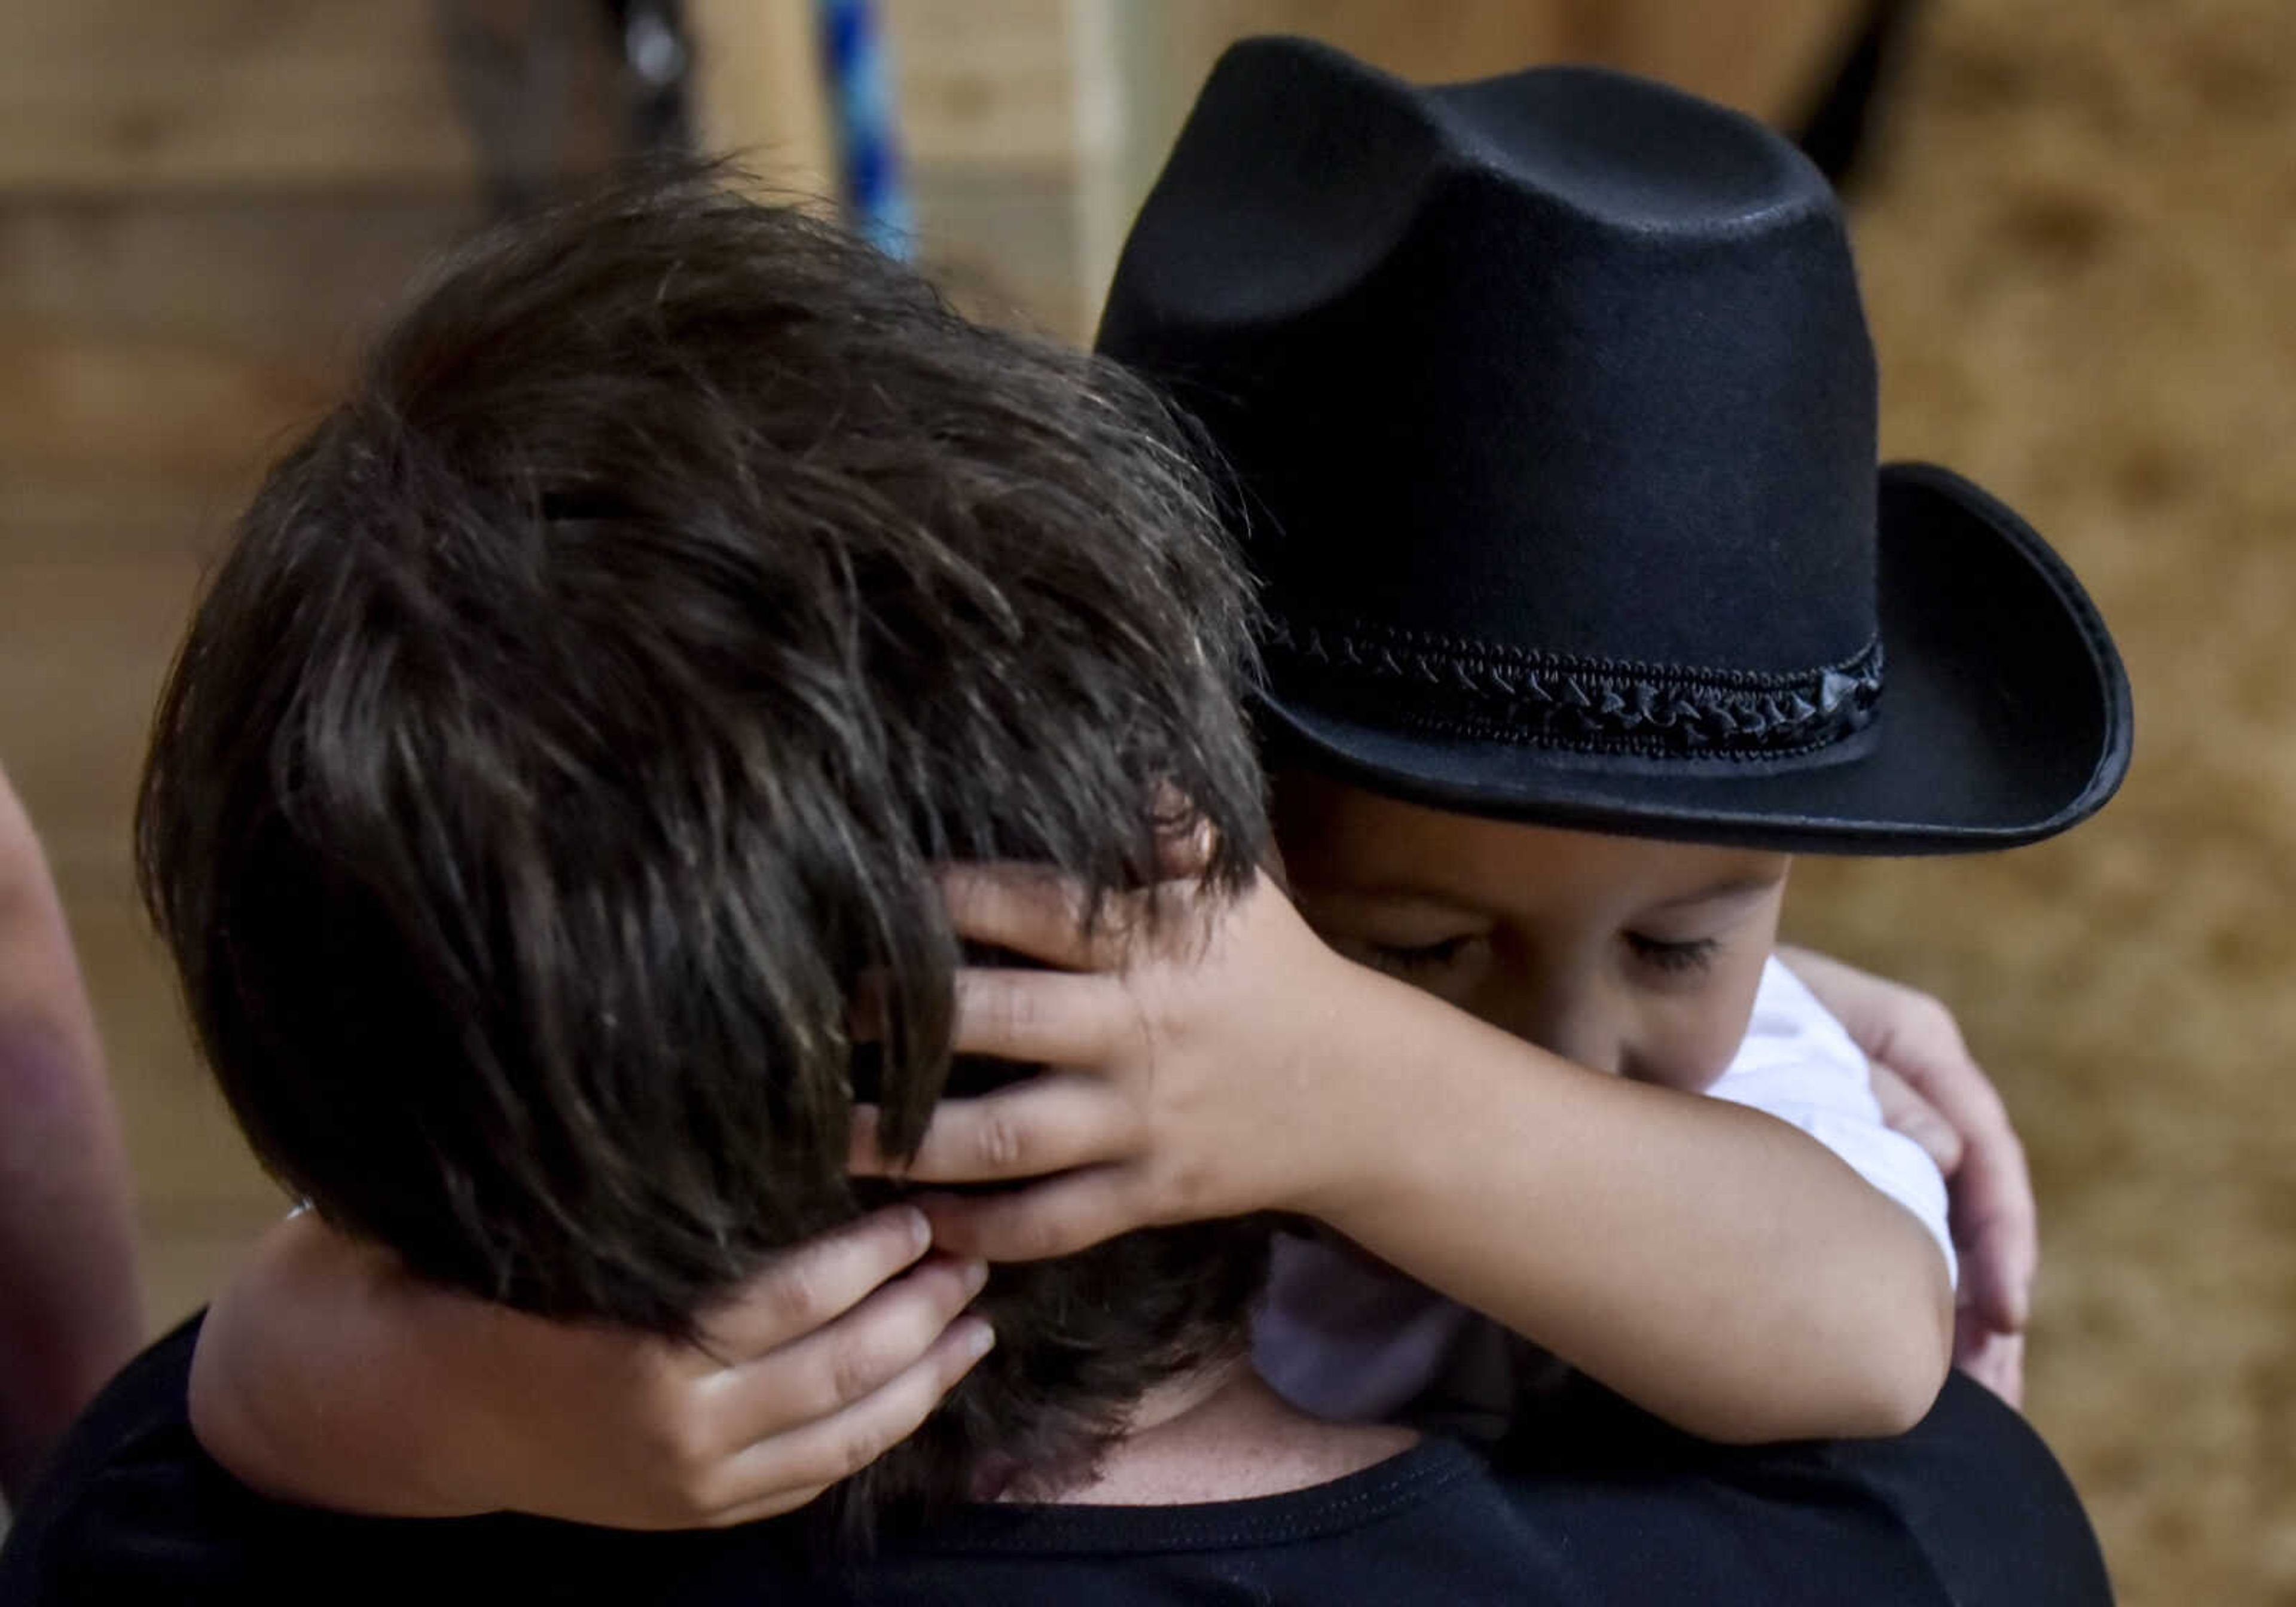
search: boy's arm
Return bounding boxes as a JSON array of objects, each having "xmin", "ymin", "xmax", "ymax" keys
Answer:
[
  {"xmin": 191, "ymin": 1205, "xmax": 994, "ymax": 1526},
  {"xmin": 1304, "ymin": 985, "xmax": 1955, "ymax": 1441},
  {"xmin": 0, "ymin": 766, "xmax": 144, "ymax": 1503},
  {"xmin": 865, "ymin": 866, "xmax": 1954, "ymax": 1444}
]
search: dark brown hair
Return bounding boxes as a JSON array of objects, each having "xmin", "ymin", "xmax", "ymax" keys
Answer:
[{"xmin": 137, "ymin": 170, "xmax": 1269, "ymax": 1523}]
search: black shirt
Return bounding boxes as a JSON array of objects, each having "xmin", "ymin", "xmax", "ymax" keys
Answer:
[{"xmin": 1, "ymin": 1318, "xmax": 2111, "ymax": 1605}]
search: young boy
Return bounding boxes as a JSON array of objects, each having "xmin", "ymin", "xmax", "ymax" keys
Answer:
[
  {"xmin": 176, "ymin": 46, "xmax": 2127, "ymax": 1523},
  {"xmin": 908, "ymin": 38, "xmax": 2129, "ymax": 1446}
]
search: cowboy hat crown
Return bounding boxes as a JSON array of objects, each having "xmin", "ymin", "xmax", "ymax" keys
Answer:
[{"xmin": 1098, "ymin": 37, "xmax": 2130, "ymax": 852}]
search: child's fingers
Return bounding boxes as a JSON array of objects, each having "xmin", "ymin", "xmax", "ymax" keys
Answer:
[
  {"xmin": 850, "ymin": 1078, "xmax": 1138, "ymax": 1184},
  {"xmin": 697, "ymin": 1205, "xmax": 932, "ymax": 1358},
  {"xmin": 711, "ymin": 1254, "xmax": 988, "ymax": 1434},
  {"xmin": 917, "ymin": 1169, "xmax": 1144, "ymax": 1263},
  {"xmin": 716, "ymin": 1315, "xmax": 997, "ymax": 1507},
  {"xmin": 949, "ymin": 968, "xmax": 1135, "ymax": 1065},
  {"xmin": 938, "ymin": 863, "xmax": 1129, "ymax": 970}
]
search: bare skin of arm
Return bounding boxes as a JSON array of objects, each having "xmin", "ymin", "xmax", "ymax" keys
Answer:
[
  {"xmin": 0, "ymin": 765, "xmax": 143, "ymax": 1503},
  {"xmin": 185, "ymin": 881, "xmax": 1962, "ymax": 1525},
  {"xmin": 1289, "ymin": 973, "xmax": 1955, "ymax": 1440},
  {"xmin": 189, "ymin": 1205, "xmax": 995, "ymax": 1526},
  {"xmin": 863, "ymin": 868, "xmax": 1955, "ymax": 1444}
]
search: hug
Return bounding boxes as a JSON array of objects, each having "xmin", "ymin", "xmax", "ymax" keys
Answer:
[{"xmin": 1, "ymin": 37, "xmax": 2124, "ymax": 1604}]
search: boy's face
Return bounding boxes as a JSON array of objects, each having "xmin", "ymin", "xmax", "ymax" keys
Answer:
[{"xmin": 1273, "ymin": 772, "xmax": 1789, "ymax": 1093}]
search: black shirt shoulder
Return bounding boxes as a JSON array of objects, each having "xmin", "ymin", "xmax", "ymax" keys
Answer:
[
  {"xmin": 870, "ymin": 1371, "xmax": 2109, "ymax": 1606},
  {"xmin": 0, "ymin": 1316, "xmax": 811, "ymax": 1605},
  {"xmin": 1493, "ymin": 1367, "xmax": 2114, "ymax": 1606},
  {"xmin": 1, "ymin": 1318, "xmax": 2111, "ymax": 1606}
]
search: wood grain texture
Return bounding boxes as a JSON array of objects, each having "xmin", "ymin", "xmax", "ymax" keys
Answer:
[
  {"xmin": 0, "ymin": 0, "xmax": 474, "ymax": 190},
  {"xmin": 688, "ymin": 0, "xmax": 837, "ymax": 197},
  {"xmin": 1785, "ymin": 2, "xmax": 2296, "ymax": 1597},
  {"xmin": 0, "ymin": 2, "xmax": 491, "ymax": 1329},
  {"xmin": 883, "ymin": 0, "xmax": 1080, "ymax": 173},
  {"xmin": 0, "ymin": 7, "xmax": 2285, "ymax": 1593},
  {"xmin": 0, "ymin": 197, "xmax": 478, "ymax": 545}
]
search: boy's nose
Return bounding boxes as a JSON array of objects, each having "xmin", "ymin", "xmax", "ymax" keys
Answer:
[{"xmin": 1494, "ymin": 970, "xmax": 1625, "ymax": 1079}]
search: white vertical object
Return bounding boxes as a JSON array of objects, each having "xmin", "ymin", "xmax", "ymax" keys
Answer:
[{"xmin": 1064, "ymin": 0, "xmax": 1128, "ymax": 336}]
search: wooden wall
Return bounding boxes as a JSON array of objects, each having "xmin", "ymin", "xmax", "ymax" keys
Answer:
[
  {"xmin": 888, "ymin": 0, "xmax": 1863, "ymax": 340},
  {"xmin": 0, "ymin": 0, "xmax": 1125, "ymax": 1328},
  {"xmin": 1, "ymin": 1, "xmax": 488, "ymax": 1322},
  {"xmin": 10, "ymin": 9, "xmax": 2283, "ymax": 1599}
]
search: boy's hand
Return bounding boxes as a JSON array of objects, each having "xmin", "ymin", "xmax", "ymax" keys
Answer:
[
  {"xmin": 1778, "ymin": 945, "xmax": 2034, "ymax": 1406},
  {"xmin": 849, "ymin": 864, "xmax": 1369, "ymax": 1260},
  {"xmin": 190, "ymin": 1206, "xmax": 994, "ymax": 1529}
]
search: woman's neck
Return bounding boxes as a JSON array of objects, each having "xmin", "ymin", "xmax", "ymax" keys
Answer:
[{"xmin": 1016, "ymin": 1357, "xmax": 1420, "ymax": 1507}]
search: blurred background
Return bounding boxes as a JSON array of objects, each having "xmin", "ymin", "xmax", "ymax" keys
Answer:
[{"xmin": 0, "ymin": 1, "xmax": 2288, "ymax": 1599}]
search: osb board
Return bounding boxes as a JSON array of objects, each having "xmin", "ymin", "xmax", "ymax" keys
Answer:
[
  {"xmin": 1782, "ymin": 0, "xmax": 2296, "ymax": 1599},
  {"xmin": 0, "ymin": 14, "xmax": 2283, "ymax": 1597},
  {"xmin": 1119, "ymin": 0, "xmax": 1860, "ymax": 148},
  {"xmin": 0, "ymin": 323, "xmax": 330, "ymax": 500},
  {"xmin": 0, "ymin": 557, "xmax": 201, "ymax": 878},
  {"xmin": 0, "ymin": 197, "xmax": 483, "ymax": 364},
  {"xmin": 0, "ymin": 193, "xmax": 481, "ymax": 1296},
  {"xmin": 872, "ymin": 0, "xmax": 1870, "ymax": 342},
  {"xmin": 883, "ymin": 0, "xmax": 1083, "ymax": 174},
  {"xmin": 909, "ymin": 167, "xmax": 1090, "ymax": 340},
  {"xmin": 0, "ymin": 197, "xmax": 481, "ymax": 543},
  {"xmin": 687, "ymin": 0, "xmax": 837, "ymax": 196},
  {"xmin": 0, "ymin": 0, "xmax": 474, "ymax": 190},
  {"xmin": 886, "ymin": 0, "xmax": 1858, "ymax": 177},
  {"xmin": 53, "ymin": 888, "xmax": 273, "ymax": 1217},
  {"xmin": 136, "ymin": 1197, "xmax": 297, "ymax": 1331}
]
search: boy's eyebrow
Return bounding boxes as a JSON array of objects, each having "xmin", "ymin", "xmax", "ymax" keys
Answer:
[{"xmin": 1647, "ymin": 872, "xmax": 1788, "ymax": 912}]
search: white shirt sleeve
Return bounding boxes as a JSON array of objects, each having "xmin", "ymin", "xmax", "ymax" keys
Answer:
[
  {"xmin": 1256, "ymin": 954, "xmax": 1959, "ymax": 1423},
  {"xmin": 1253, "ymin": 1233, "xmax": 1477, "ymax": 1422},
  {"xmin": 1707, "ymin": 956, "xmax": 1958, "ymax": 1287}
]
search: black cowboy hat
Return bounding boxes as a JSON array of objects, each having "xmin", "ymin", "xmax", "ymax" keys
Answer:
[{"xmin": 1096, "ymin": 38, "xmax": 2131, "ymax": 854}]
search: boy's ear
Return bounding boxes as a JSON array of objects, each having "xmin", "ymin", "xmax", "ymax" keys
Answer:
[{"xmin": 1150, "ymin": 782, "xmax": 1217, "ymax": 881}]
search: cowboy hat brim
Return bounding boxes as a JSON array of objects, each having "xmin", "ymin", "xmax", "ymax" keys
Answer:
[{"xmin": 1253, "ymin": 463, "xmax": 2133, "ymax": 855}]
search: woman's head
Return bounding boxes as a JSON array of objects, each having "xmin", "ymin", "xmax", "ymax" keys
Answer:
[
  {"xmin": 138, "ymin": 171, "xmax": 1270, "ymax": 1529},
  {"xmin": 1275, "ymin": 771, "xmax": 1787, "ymax": 1092}
]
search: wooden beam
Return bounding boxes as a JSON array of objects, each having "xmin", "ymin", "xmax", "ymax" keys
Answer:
[
  {"xmin": 0, "ymin": 0, "xmax": 477, "ymax": 190},
  {"xmin": 1566, "ymin": 0, "xmax": 1861, "ymax": 124},
  {"xmin": 0, "ymin": 196, "xmax": 477, "ymax": 543},
  {"xmin": 883, "ymin": 0, "xmax": 1077, "ymax": 175},
  {"xmin": 1107, "ymin": 0, "xmax": 1866, "ymax": 280},
  {"xmin": 686, "ymin": 0, "xmax": 837, "ymax": 201}
]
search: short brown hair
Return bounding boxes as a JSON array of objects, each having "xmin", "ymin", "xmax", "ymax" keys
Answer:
[{"xmin": 138, "ymin": 170, "xmax": 1269, "ymax": 1523}]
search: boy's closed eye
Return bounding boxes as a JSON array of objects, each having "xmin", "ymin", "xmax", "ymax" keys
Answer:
[
  {"xmin": 1361, "ymin": 931, "xmax": 1486, "ymax": 977},
  {"xmin": 1621, "ymin": 931, "xmax": 1723, "ymax": 975},
  {"xmin": 1358, "ymin": 928, "xmax": 1728, "ymax": 983}
]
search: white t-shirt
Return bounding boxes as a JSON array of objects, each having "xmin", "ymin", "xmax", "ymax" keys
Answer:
[{"xmin": 1253, "ymin": 955, "xmax": 1957, "ymax": 1423}]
